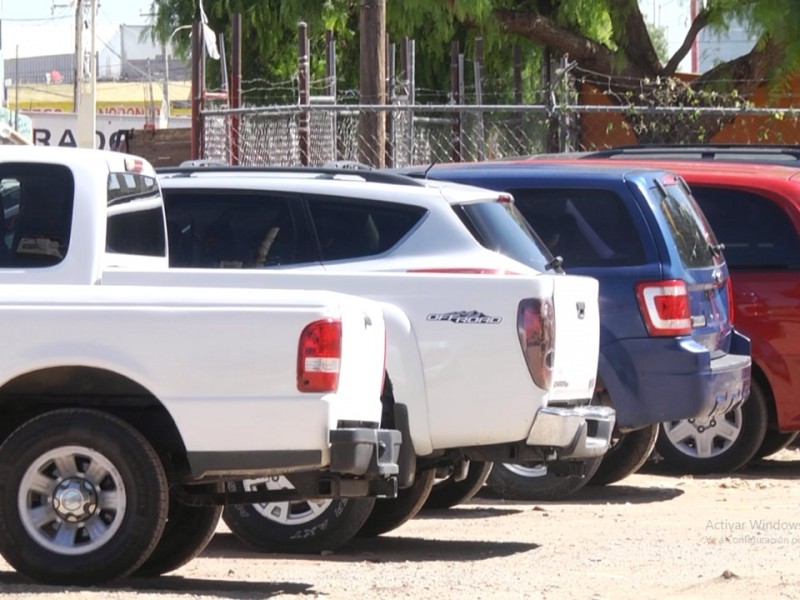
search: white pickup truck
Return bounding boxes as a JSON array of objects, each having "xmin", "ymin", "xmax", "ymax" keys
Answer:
[
  {"xmin": 112, "ymin": 166, "xmax": 615, "ymax": 552},
  {"xmin": 0, "ymin": 147, "xmax": 398, "ymax": 585}
]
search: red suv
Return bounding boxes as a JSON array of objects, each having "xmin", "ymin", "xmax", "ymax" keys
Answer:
[{"xmin": 534, "ymin": 156, "xmax": 800, "ymax": 473}]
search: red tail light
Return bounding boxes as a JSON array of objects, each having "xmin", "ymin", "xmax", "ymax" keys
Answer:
[
  {"xmin": 407, "ymin": 268, "xmax": 522, "ymax": 275},
  {"xmin": 726, "ymin": 278, "xmax": 735, "ymax": 325},
  {"xmin": 518, "ymin": 298, "xmax": 555, "ymax": 390},
  {"xmin": 297, "ymin": 318, "xmax": 341, "ymax": 393},
  {"xmin": 636, "ymin": 280, "xmax": 691, "ymax": 336}
]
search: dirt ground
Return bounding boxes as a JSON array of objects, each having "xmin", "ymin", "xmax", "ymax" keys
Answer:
[{"xmin": 2, "ymin": 447, "xmax": 800, "ymax": 600}]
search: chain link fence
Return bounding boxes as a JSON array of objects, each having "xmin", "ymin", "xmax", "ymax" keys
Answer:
[{"xmin": 201, "ymin": 102, "xmax": 800, "ymax": 167}]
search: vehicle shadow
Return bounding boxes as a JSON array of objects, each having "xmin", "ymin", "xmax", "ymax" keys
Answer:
[
  {"xmin": 0, "ymin": 569, "xmax": 312, "ymax": 597},
  {"xmin": 470, "ymin": 483, "xmax": 684, "ymax": 506},
  {"xmin": 641, "ymin": 454, "xmax": 800, "ymax": 481},
  {"xmin": 415, "ymin": 506, "xmax": 523, "ymax": 520},
  {"xmin": 202, "ymin": 532, "xmax": 538, "ymax": 563}
]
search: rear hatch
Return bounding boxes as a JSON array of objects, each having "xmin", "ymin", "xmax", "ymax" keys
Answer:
[
  {"xmin": 638, "ymin": 173, "xmax": 733, "ymax": 354},
  {"xmin": 452, "ymin": 194, "xmax": 600, "ymax": 402}
]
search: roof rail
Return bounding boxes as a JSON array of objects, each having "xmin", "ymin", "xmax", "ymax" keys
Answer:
[
  {"xmin": 581, "ymin": 144, "xmax": 800, "ymax": 163},
  {"xmin": 156, "ymin": 164, "xmax": 426, "ymax": 186}
]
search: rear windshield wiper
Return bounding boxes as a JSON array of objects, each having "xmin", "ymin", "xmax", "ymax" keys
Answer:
[{"xmin": 545, "ymin": 255, "xmax": 564, "ymax": 272}]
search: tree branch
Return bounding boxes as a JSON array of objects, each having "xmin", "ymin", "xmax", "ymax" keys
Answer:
[
  {"xmin": 491, "ymin": 8, "xmax": 622, "ymax": 75},
  {"xmin": 663, "ymin": 7, "xmax": 711, "ymax": 75}
]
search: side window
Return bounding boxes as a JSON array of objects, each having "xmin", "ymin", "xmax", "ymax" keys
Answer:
[
  {"xmin": 107, "ymin": 172, "xmax": 165, "ymax": 257},
  {"xmin": 306, "ymin": 197, "xmax": 426, "ymax": 262},
  {"xmin": 0, "ymin": 164, "xmax": 74, "ymax": 267},
  {"xmin": 691, "ymin": 186, "xmax": 800, "ymax": 270},
  {"xmin": 509, "ymin": 187, "xmax": 646, "ymax": 268},
  {"xmin": 163, "ymin": 191, "xmax": 306, "ymax": 268}
]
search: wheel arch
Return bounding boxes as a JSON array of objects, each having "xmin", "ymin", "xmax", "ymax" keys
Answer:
[
  {"xmin": 750, "ymin": 362, "xmax": 778, "ymax": 430},
  {"xmin": 749, "ymin": 334, "xmax": 799, "ymax": 430},
  {"xmin": 380, "ymin": 303, "xmax": 433, "ymax": 456},
  {"xmin": 0, "ymin": 365, "xmax": 190, "ymax": 478}
]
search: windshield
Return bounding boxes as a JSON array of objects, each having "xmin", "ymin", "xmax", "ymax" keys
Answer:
[{"xmin": 452, "ymin": 200, "xmax": 557, "ymax": 273}]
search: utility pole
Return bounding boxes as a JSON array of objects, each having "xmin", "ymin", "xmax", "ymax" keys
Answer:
[
  {"xmin": 358, "ymin": 0, "xmax": 385, "ymax": 168},
  {"xmin": 74, "ymin": 0, "xmax": 96, "ymax": 148}
]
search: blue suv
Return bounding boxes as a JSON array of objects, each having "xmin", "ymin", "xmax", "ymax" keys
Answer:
[{"xmin": 403, "ymin": 162, "xmax": 752, "ymax": 498}]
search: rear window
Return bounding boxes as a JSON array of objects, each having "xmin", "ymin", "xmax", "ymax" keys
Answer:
[
  {"xmin": 0, "ymin": 163, "xmax": 74, "ymax": 267},
  {"xmin": 506, "ymin": 188, "xmax": 646, "ymax": 268},
  {"xmin": 651, "ymin": 178, "xmax": 718, "ymax": 269},
  {"xmin": 691, "ymin": 186, "xmax": 800, "ymax": 270},
  {"xmin": 306, "ymin": 197, "xmax": 426, "ymax": 262},
  {"xmin": 452, "ymin": 200, "xmax": 555, "ymax": 272},
  {"xmin": 107, "ymin": 172, "xmax": 165, "ymax": 257}
]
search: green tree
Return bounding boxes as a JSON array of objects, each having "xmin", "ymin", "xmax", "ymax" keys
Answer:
[
  {"xmin": 151, "ymin": 0, "xmax": 539, "ymax": 103},
  {"xmin": 152, "ymin": 0, "xmax": 800, "ymax": 132}
]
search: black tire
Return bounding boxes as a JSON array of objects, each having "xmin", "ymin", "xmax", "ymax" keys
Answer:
[
  {"xmin": 135, "ymin": 483, "xmax": 223, "ymax": 576},
  {"xmin": 0, "ymin": 409, "xmax": 169, "ymax": 586},
  {"xmin": 357, "ymin": 468, "xmax": 436, "ymax": 537},
  {"xmin": 753, "ymin": 430, "xmax": 800, "ymax": 460},
  {"xmin": 656, "ymin": 380, "xmax": 769, "ymax": 474},
  {"xmin": 588, "ymin": 424, "xmax": 659, "ymax": 486},
  {"xmin": 423, "ymin": 461, "xmax": 493, "ymax": 510},
  {"xmin": 486, "ymin": 457, "xmax": 603, "ymax": 501},
  {"xmin": 222, "ymin": 477, "xmax": 376, "ymax": 554}
]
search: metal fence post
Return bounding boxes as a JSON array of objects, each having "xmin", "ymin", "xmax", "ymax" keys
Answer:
[
  {"xmin": 298, "ymin": 22, "xmax": 310, "ymax": 166},
  {"xmin": 230, "ymin": 13, "xmax": 241, "ymax": 165},
  {"xmin": 450, "ymin": 41, "xmax": 461, "ymax": 162},
  {"xmin": 474, "ymin": 37, "xmax": 485, "ymax": 162},
  {"xmin": 386, "ymin": 38, "xmax": 396, "ymax": 168},
  {"xmin": 325, "ymin": 29, "xmax": 338, "ymax": 161}
]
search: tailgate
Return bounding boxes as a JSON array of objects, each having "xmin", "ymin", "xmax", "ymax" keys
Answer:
[{"xmin": 549, "ymin": 274, "xmax": 600, "ymax": 403}]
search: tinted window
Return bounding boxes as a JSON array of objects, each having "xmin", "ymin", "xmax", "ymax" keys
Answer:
[
  {"xmin": 0, "ymin": 163, "xmax": 73, "ymax": 267},
  {"xmin": 306, "ymin": 197, "xmax": 425, "ymax": 262},
  {"xmin": 107, "ymin": 172, "xmax": 165, "ymax": 257},
  {"xmin": 163, "ymin": 190, "xmax": 310, "ymax": 268},
  {"xmin": 691, "ymin": 186, "xmax": 800, "ymax": 270},
  {"xmin": 453, "ymin": 200, "xmax": 555, "ymax": 272},
  {"xmin": 652, "ymin": 178, "xmax": 718, "ymax": 269},
  {"xmin": 508, "ymin": 188, "xmax": 646, "ymax": 268}
]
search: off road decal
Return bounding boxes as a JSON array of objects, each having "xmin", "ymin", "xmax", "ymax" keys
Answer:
[{"xmin": 427, "ymin": 311, "xmax": 502, "ymax": 324}]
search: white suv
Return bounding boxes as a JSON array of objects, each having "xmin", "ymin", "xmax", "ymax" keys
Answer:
[{"xmin": 125, "ymin": 166, "xmax": 614, "ymax": 552}]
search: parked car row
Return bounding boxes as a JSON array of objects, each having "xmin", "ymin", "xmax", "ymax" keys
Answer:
[
  {"xmin": 153, "ymin": 159, "xmax": 753, "ymax": 509},
  {"xmin": 0, "ymin": 142, "xmax": 780, "ymax": 585}
]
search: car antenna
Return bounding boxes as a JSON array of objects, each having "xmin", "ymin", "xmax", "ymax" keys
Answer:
[{"xmin": 423, "ymin": 160, "xmax": 439, "ymax": 179}]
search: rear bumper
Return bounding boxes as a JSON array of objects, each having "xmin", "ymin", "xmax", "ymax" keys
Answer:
[
  {"xmin": 525, "ymin": 405, "xmax": 616, "ymax": 459},
  {"xmin": 601, "ymin": 330, "xmax": 752, "ymax": 430},
  {"xmin": 186, "ymin": 427, "xmax": 402, "ymax": 498},
  {"xmin": 329, "ymin": 427, "xmax": 402, "ymax": 478}
]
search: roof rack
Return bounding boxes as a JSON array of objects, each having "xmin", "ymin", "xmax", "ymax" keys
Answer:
[
  {"xmin": 156, "ymin": 164, "xmax": 426, "ymax": 187},
  {"xmin": 582, "ymin": 144, "xmax": 800, "ymax": 163}
]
